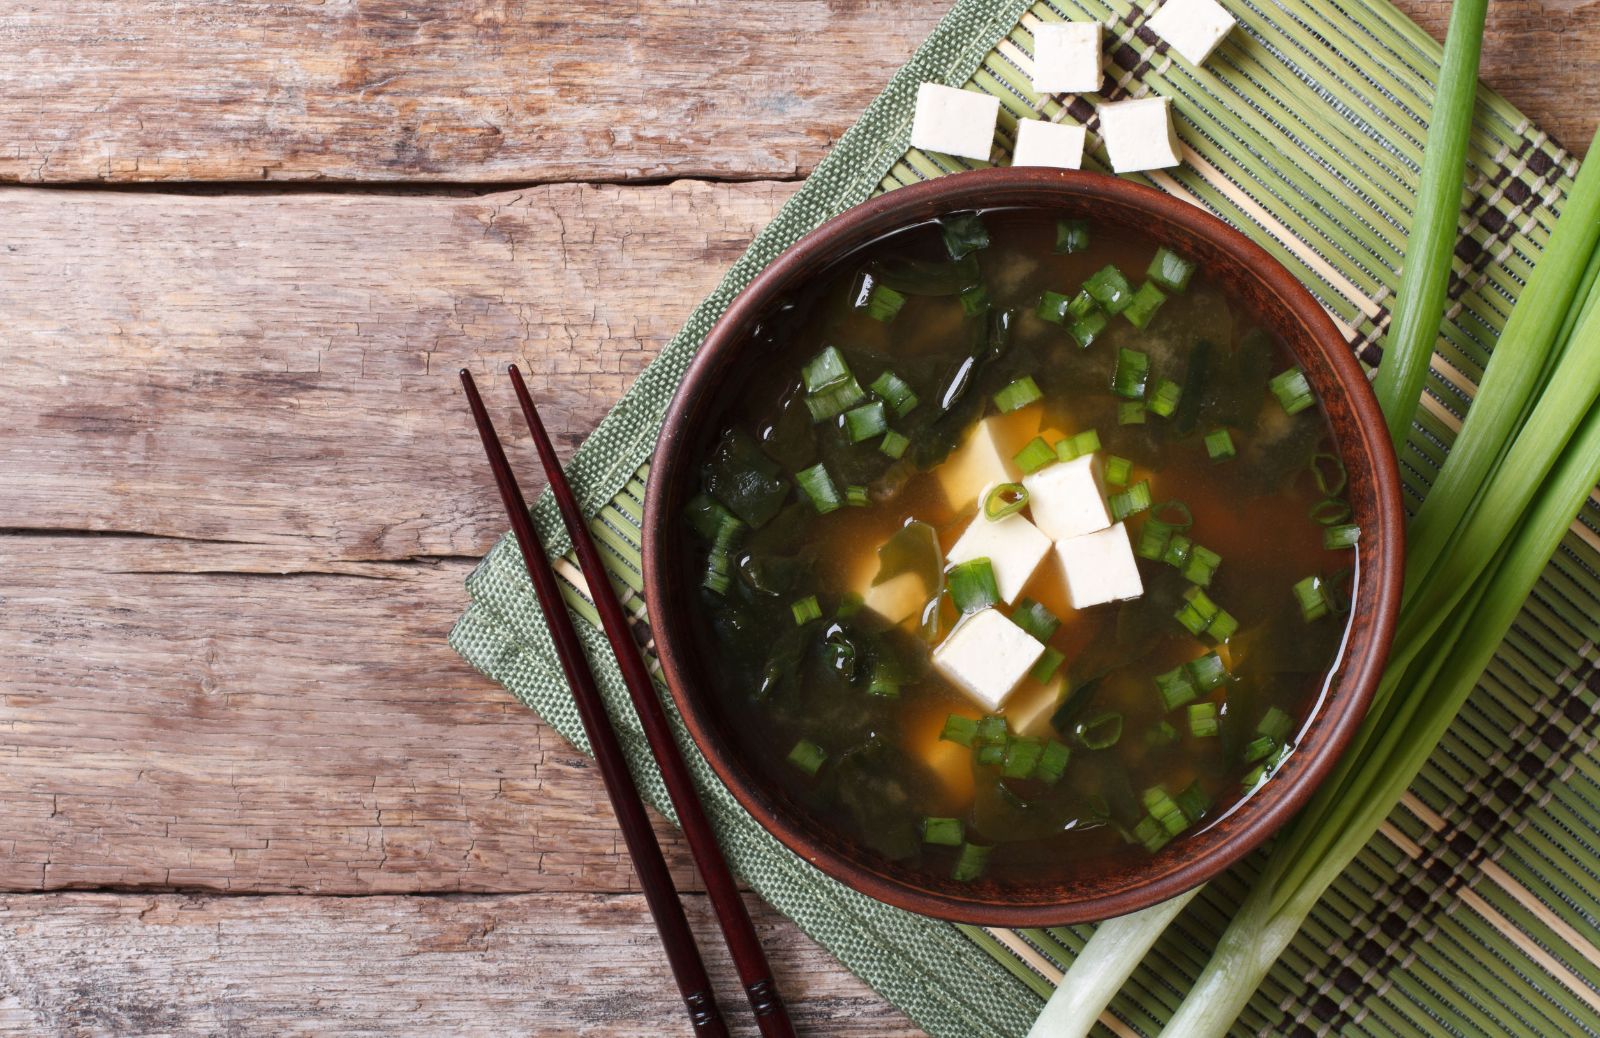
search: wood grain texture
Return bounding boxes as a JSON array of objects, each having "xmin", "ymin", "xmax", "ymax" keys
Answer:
[
  {"xmin": 0, "ymin": 0, "xmax": 1590, "ymax": 186},
  {"xmin": 0, "ymin": 0, "xmax": 948, "ymax": 184},
  {"xmin": 0, "ymin": 180, "xmax": 795, "ymax": 558},
  {"xmin": 0, "ymin": 892, "xmax": 917, "ymax": 1036}
]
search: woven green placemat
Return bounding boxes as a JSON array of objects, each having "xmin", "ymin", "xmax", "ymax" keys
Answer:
[{"xmin": 451, "ymin": 2, "xmax": 1600, "ymax": 1035}]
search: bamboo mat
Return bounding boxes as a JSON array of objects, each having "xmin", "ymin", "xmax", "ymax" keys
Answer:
[{"xmin": 451, "ymin": 1, "xmax": 1600, "ymax": 1034}]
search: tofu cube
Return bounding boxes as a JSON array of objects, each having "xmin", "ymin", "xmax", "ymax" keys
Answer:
[
  {"xmin": 1147, "ymin": 0, "xmax": 1236, "ymax": 66},
  {"xmin": 862, "ymin": 571, "xmax": 928, "ymax": 626},
  {"xmin": 1098, "ymin": 97, "xmax": 1183, "ymax": 174},
  {"xmin": 911, "ymin": 83, "xmax": 1000, "ymax": 162},
  {"xmin": 932, "ymin": 609, "xmax": 1046, "ymax": 711},
  {"xmin": 937, "ymin": 416, "xmax": 1021, "ymax": 512},
  {"xmin": 1022, "ymin": 455, "xmax": 1111, "ymax": 541},
  {"xmin": 1005, "ymin": 676, "xmax": 1067, "ymax": 738},
  {"xmin": 1057, "ymin": 522, "xmax": 1144, "ymax": 609},
  {"xmin": 946, "ymin": 502, "xmax": 1053, "ymax": 604},
  {"xmin": 1012, "ymin": 119, "xmax": 1087, "ymax": 170},
  {"xmin": 1032, "ymin": 22, "xmax": 1103, "ymax": 94}
]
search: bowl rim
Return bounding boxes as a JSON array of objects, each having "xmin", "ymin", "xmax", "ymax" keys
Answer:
[{"xmin": 642, "ymin": 167, "xmax": 1404, "ymax": 926}]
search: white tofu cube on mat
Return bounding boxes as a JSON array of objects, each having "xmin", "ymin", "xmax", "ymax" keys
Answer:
[
  {"xmin": 1057, "ymin": 522, "xmax": 1144, "ymax": 609},
  {"xmin": 911, "ymin": 83, "xmax": 1000, "ymax": 162},
  {"xmin": 932, "ymin": 609, "xmax": 1046, "ymax": 712},
  {"xmin": 1023, "ymin": 455, "xmax": 1110, "ymax": 542},
  {"xmin": 1031, "ymin": 22, "xmax": 1103, "ymax": 94},
  {"xmin": 862, "ymin": 571, "xmax": 928, "ymax": 626},
  {"xmin": 1012, "ymin": 119, "xmax": 1087, "ymax": 169},
  {"xmin": 937, "ymin": 416, "xmax": 1020, "ymax": 512},
  {"xmin": 946, "ymin": 502, "xmax": 1053, "ymax": 604},
  {"xmin": 1098, "ymin": 97, "xmax": 1183, "ymax": 173},
  {"xmin": 1147, "ymin": 0, "xmax": 1237, "ymax": 66}
]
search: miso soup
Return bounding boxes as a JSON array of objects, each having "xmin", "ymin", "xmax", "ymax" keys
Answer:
[{"xmin": 679, "ymin": 209, "xmax": 1357, "ymax": 887}]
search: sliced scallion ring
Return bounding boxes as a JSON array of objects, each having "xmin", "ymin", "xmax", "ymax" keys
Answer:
[{"xmin": 983, "ymin": 482, "xmax": 1029, "ymax": 520}]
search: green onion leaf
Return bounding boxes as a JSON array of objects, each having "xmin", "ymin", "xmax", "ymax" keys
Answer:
[
  {"xmin": 837, "ymin": 592, "xmax": 864, "ymax": 618},
  {"xmin": 1269, "ymin": 366, "xmax": 1315, "ymax": 416},
  {"xmin": 1013, "ymin": 436, "xmax": 1058, "ymax": 474},
  {"xmin": 1146, "ymin": 721, "xmax": 1180, "ymax": 747},
  {"xmin": 1292, "ymin": 574, "xmax": 1332, "ymax": 621},
  {"xmin": 802, "ymin": 345, "xmax": 851, "ymax": 393},
  {"xmin": 685, "ymin": 493, "xmax": 736, "ymax": 541},
  {"xmin": 1207, "ymin": 609, "xmax": 1239, "ymax": 643},
  {"xmin": 1067, "ymin": 288, "xmax": 1098, "ymax": 319},
  {"xmin": 939, "ymin": 212, "xmax": 991, "ymax": 260},
  {"xmin": 787, "ymin": 739, "xmax": 827, "ymax": 776},
  {"xmin": 1175, "ymin": 781, "xmax": 1211, "ymax": 823},
  {"xmin": 854, "ymin": 275, "xmax": 907, "ymax": 323},
  {"xmin": 843, "ymin": 400, "xmax": 888, "ymax": 443},
  {"xmin": 879, "ymin": 429, "xmax": 910, "ymax": 459},
  {"xmin": 1131, "ymin": 814, "xmax": 1174, "ymax": 853},
  {"xmin": 845, "ymin": 484, "xmax": 870, "ymax": 507},
  {"xmin": 1310, "ymin": 453, "xmax": 1348, "ymax": 496},
  {"xmin": 948, "ymin": 557, "xmax": 1000, "ymax": 613},
  {"xmin": 983, "ymin": 482, "xmax": 1029, "ymax": 521},
  {"xmin": 1144, "ymin": 786, "xmax": 1190, "ymax": 836},
  {"xmin": 975, "ymin": 742, "xmax": 1004, "ymax": 766},
  {"xmin": 1147, "ymin": 247, "xmax": 1197, "ymax": 292},
  {"xmin": 1069, "ymin": 308, "xmax": 1109, "ymax": 348},
  {"xmin": 1204, "ymin": 428, "xmax": 1237, "ymax": 461},
  {"xmin": 921, "ymin": 817, "xmax": 964, "ymax": 846},
  {"xmin": 1257, "ymin": 706, "xmax": 1293, "ymax": 742},
  {"xmin": 1323, "ymin": 522, "xmax": 1361, "ymax": 550},
  {"xmin": 1161, "ymin": 533, "xmax": 1194, "ymax": 569},
  {"xmin": 1146, "ymin": 378, "xmax": 1183, "ymax": 417},
  {"xmin": 1182, "ymin": 544, "xmax": 1222, "ymax": 586},
  {"xmin": 994, "ymin": 376, "xmax": 1043, "ymax": 413},
  {"xmin": 1188, "ymin": 702, "xmax": 1220, "ymax": 738},
  {"xmin": 791, "ymin": 595, "xmax": 821, "ymax": 625},
  {"xmin": 1037, "ymin": 290, "xmax": 1072, "ymax": 324},
  {"xmin": 1109, "ymin": 479, "xmax": 1153, "ymax": 522},
  {"xmin": 1112, "ymin": 348, "xmax": 1151, "ymax": 400},
  {"xmin": 1076, "ymin": 710, "xmax": 1124, "ymax": 750},
  {"xmin": 1056, "ymin": 429, "xmax": 1102, "ymax": 461},
  {"xmin": 805, "ymin": 376, "xmax": 868, "ymax": 421},
  {"xmin": 1055, "ymin": 218, "xmax": 1090, "ymax": 254},
  {"xmin": 1030, "ymin": 647, "xmax": 1066, "ymax": 684},
  {"xmin": 1118, "ymin": 401, "xmax": 1147, "ymax": 425},
  {"xmin": 1243, "ymin": 735, "xmax": 1278, "ymax": 764},
  {"xmin": 796, "ymin": 463, "xmax": 842, "ymax": 514},
  {"xmin": 1137, "ymin": 519, "xmax": 1175, "ymax": 560},
  {"xmin": 1104, "ymin": 455, "xmax": 1133, "ymax": 486},
  {"xmin": 1002, "ymin": 736, "xmax": 1045, "ymax": 778},
  {"xmin": 1012, "ymin": 598, "xmax": 1061, "ymax": 642},
  {"xmin": 1036, "ymin": 740, "xmax": 1072, "ymax": 784},
  {"xmin": 1086, "ymin": 265, "xmax": 1135, "ymax": 314},
  {"xmin": 1309, "ymin": 498, "xmax": 1353, "ymax": 526},
  {"xmin": 1155, "ymin": 665, "xmax": 1199, "ymax": 710},
  {"xmin": 870, "ymin": 370, "xmax": 919, "ymax": 417},
  {"xmin": 1185, "ymin": 652, "xmax": 1231, "ymax": 691},
  {"xmin": 1174, "ymin": 584, "xmax": 1220, "ymax": 636},
  {"xmin": 1122, "ymin": 281, "xmax": 1168, "ymax": 328},
  {"xmin": 976, "ymin": 715, "xmax": 1008, "ymax": 745},
  {"xmin": 951, "ymin": 842, "xmax": 993, "ymax": 881},
  {"xmin": 940, "ymin": 715, "xmax": 979, "ymax": 747}
]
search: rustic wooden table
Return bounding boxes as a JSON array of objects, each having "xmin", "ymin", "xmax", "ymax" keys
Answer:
[{"xmin": 0, "ymin": 2, "xmax": 1591, "ymax": 1034}]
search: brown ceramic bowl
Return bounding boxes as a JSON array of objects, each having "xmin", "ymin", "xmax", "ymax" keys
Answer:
[{"xmin": 642, "ymin": 168, "xmax": 1403, "ymax": 926}]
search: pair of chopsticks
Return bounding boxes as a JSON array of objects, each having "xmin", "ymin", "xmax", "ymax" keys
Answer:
[{"xmin": 460, "ymin": 366, "xmax": 795, "ymax": 1038}]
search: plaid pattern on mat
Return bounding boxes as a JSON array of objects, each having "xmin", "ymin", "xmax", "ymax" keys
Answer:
[{"xmin": 451, "ymin": 1, "xmax": 1600, "ymax": 1034}]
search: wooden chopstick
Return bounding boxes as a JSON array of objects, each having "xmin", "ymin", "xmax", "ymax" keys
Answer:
[
  {"xmin": 458, "ymin": 369, "xmax": 730, "ymax": 1038},
  {"xmin": 505, "ymin": 364, "xmax": 797, "ymax": 1038}
]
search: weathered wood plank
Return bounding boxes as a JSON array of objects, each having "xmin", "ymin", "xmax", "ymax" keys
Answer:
[
  {"xmin": 0, "ymin": 0, "xmax": 948, "ymax": 183},
  {"xmin": 0, "ymin": 892, "xmax": 918, "ymax": 1036},
  {"xmin": 0, "ymin": 0, "xmax": 1590, "ymax": 186},
  {"xmin": 0, "ymin": 535, "xmax": 710, "ymax": 895},
  {"xmin": 0, "ymin": 180, "xmax": 794, "ymax": 561}
]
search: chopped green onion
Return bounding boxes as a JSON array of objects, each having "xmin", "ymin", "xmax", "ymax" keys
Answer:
[
  {"xmin": 940, "ymin": 715, "xmax": 979, "ymax": 746},
  {"xmin": 1086, "ymin": 265, "xmax": 1135, "ymax": 314},
  {"xmin": 1056, "ymin": 428, "xmax": 1102, "ymax": 461},
  {"xmin": 1013, "ymin": 436, "xmax": 1058, "ymax": 474},
  {"xmin": 685, "ymin": 493, "xmax": 736, "ymax": 541},
  {"xmin": 1002, "ymin": 737, "xmax": 1045, "ymax": 778},
  {"xmin": 983, "ymin": 482, "xmax": 1029, "ymax": 521},
  {"xmin": 1309, "ymin": 498, "xmax": 1353, "ymax": 526},
  {"xmin": 1154, "ymin": 500, "xmax": 1193, "ymax": 528},
  {"xmin": 1186, "ymin": 652, "xmax": 1231, "ymax": 691},
  {"xmin": 1036, "ymin": 740, "xmax": 1072, "ymax": 784},
  {"xmin": 1146, "ymin": 721, "xmax": 1180, "ymax": 747},
  {"xmin": 1122, "ymin": 281, "xmax": 1168, "ymax": 328},
  {"xmin": 976, "ymin": 715, "xmax": 1008, "ymax": 744},
  {"xmin": 1175, "ymin": 585, "xmax": 1221, "ymax": 636},
  {"xmin": 1257, "ymin": 706, "xmax": 1293, "ymax": 742},
  {"xmin": 1292, "ymin": 574, "xmax": 1333, "ymax": 621},
  {"xmin": 855, "ymin": 278, "xmax": 907, "ymax": 323},
  {"xmin": 1131, "ymin": 814, "xmax": 1174, "ymax": 852},
  {"xmin": 1055, "ymin": 218, "xmax": 1090, "ymax": 254},
  {"xmin": 1146, "ymin": 378, "xmax": 1182, "ymax": 418},
  {"xmin": 1109, "ymin": 479, "xmax": 1153, "ymax": 522},
  {"xmin": 1030, "ymin": 648, "xmax": 1066, "ymax": 684},
  {"xmin": 1243, "ymin": 735, "xmax": 1278, "ymax": 764},
  {"xmin": 1207, "ymin": 609, "xmax": 1239, "ymax": 643},
  {"xmin": 1147, "ymin": 247, "xmax": 1197, "ymax": 292},
  {"xmin": 1182, "ymin": 544, "xmax": 1221, "ymax": 586},
  {"xmin": 1104, "ymin": 455, "xmax": 1133, "ymax": 485},
  {"xmin": 1204, "ymin": 428, "xmax": 1236, "ymax": 461},
  {"xmin": 837, "ymin": 592, "xmax": 864, "ymax": 618},
  {"xmin": 702, "ymin": 512, "xmax": 745, "ymax": 595},
  {"xmin": 1012, "ymin": 598, "xmax": 1061, "ymax": 642},
  {"xmin": 867, "ymin": 667, "xmax": 900, "ymax": 698},
  {"xmin": 787, "ymin": 739, "xmax": 827, "ymax": 776},
  {"xmin": 1175, "ymin": 781, "xmax": 1211, "ymax": 823},
  {"xmin": 1137, "ymin": 519, "xmax": 1175, "ymax": 560},
  {"xmin": 1076, "ymin": 710, "xmax": 1124, "ymax": 750},
  {"xmin": 1324, "ymin": 522, "xmax": 1362, "ymax": 550},
  {"xmin": 870, "ymin": 371, "xmax": 919, "ymax": 417},
  {"xmin": 921, "ymin": 817, "xmax": 965, "ymax": 846},
  {"xmin": 805, "ymin": 376, "xmax": 867, "ymax": 421},
  {"xmin": 1242, "ymin": 763, "xmax": 1271, "ymax": 790},
  {"xmin": 960, "ymin": 282, "xmax": 992, "ymax": 317},
  {"xmin": 1118, "ymin": 401, "xmax": 1147, "ymax": 425},
  {"xmin": 1155, "ymin": 665, "xmax": 1199, "ymax": 710},
  {"xmin": 791, "ymin": 595, "xmax": 822, "ymax": 625},
  {"xmin": 802, "ymin": 346, "xmax": 851, "ymax": 393},
  {"xmin": 1144, "ymin": 786, "xmax": 1189, "ymax": 836},
  {"xmin": 796, "ymin": 463, "xmax": 842, "ymax": 514},
  {"xmin": 1037, "ymin": 290, "xmax": 1072, "ymax": 324},
  {"xmin": 948, "ymin": 557, "xmax": 1000, "ymax": 613},
  {"xmin": 1067, "ymin": 288, "xmax": 1098, "ymax": 319},
  {"xmin": 1269, "ymin": 366, "xmax": 1315, "ymax": 416},
  {"xmin": 845, "ymin": 484, "xmax": 870, "ymax": 507},
  {"xmin": 1310, "ymin": 453, "xmax": 1348, "ymax": 496},
  {"xmin": 1112, "ymin": 348, "xmax": 1151, "ymax": 400},
  {"xmin": 1069, "ymin": 308, "xmax": 1109, "ymax": 348},
  {"xmin": 951, "ymin": 842, "xmax": 993, "ymax": 881},
  {"xmin": 994, "ymin": 376, "xmax": 1043, "ymax": 413},
  {"xmin": 940, "ymin": 212, "xmax": 990, "ymax": 260},
  {"xmin": 1161, "ymin": 534, "xmax": 1193, "ymax": 569},
  {"xmin": 879, "ymin": 429, "xmax": 910, "ymax": 459},
  {"xmin": 842, "ymin": 401, "xmax": 888, "ymax": 443},
  {"xmin": 975, "ymin": 742, "xmax": 1004, "ymax": 766}
]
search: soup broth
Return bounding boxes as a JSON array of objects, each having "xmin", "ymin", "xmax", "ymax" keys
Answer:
[{"xmin": 679, "ymin": 208, "xmax": 1356, "ymax": 888}]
